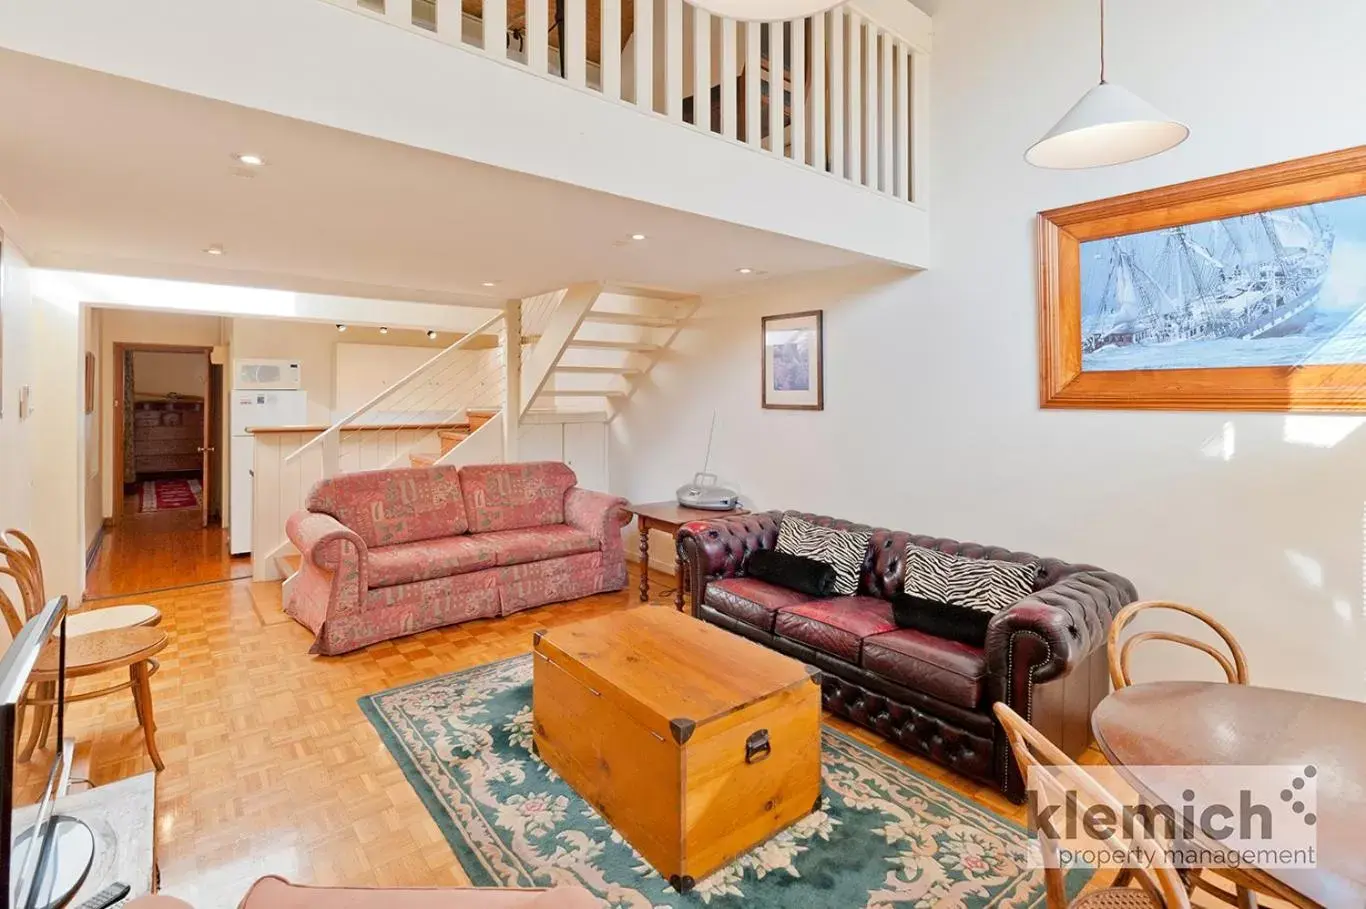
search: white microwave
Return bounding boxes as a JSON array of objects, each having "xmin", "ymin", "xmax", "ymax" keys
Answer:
[{"xmin": 234, "ymin": 359, "xmax": 302, "ymax": 390}]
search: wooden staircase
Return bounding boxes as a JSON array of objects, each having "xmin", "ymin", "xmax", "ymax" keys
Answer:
[
  {"xmin": 407, "ymin": 409, "xmax": 499, "ymax": 467},
  {"xmin": 528, "ymin": 289, "xmax": 696, "ymax": 415}
]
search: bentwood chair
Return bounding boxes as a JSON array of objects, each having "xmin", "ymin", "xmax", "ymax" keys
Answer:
[
  {"xmin": 994, "ymin": 702, "xmax": 1191, "ymax": 909},
  {"xmin": 1106, "ymin": 601, "xmax": 1258, "ymax": 909},
  {"xmin": 2, "ymin": 530, "xmax": 167, "ymax": 767}
]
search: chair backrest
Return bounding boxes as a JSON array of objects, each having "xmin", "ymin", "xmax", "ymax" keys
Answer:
[
  {"xmin": 0, "ymin": 544, "xmax": 43, "ymax": 620},
  {"xmin": 3, "ymin": 529, "xmax": 44, "ymax": 604},
  {"xmin": 0, "ymin": 567, "xmax": 33, "ymax": 637},
  {"xmin": 1107, "ymin": 600, "xmax": 1248, "ymax": 690},
  {"xmin": 994, "ymin": 702, "xmax": 1190, "ymax": 909}
]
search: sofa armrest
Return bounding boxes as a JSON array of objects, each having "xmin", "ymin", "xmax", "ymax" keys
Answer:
[
  {"xmin": 285, "ymin": 511, "xmax": 368, "ymax": 573},
  {"xmin": 985, "ymin": 569, "xmax": 1137, "ymax": 688},
  {"xmin": 677, "ymin": 511, "xmax": 782, "ymax": 601},
  {"xmin": 564, "ymin": 488, "xmax": 629, "ymax": 543}
]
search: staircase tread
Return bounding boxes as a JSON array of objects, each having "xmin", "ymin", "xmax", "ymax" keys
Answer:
[
  {"xmin": 568, "ymin": 339, "xmax": 660, "ymax": 351},
  {"xmin": 542, "ymin": 389, "xmax": 626, "ymax": 396},
  {"xmin": 582, "ymin": 311, "xmax": 679, "ymax": 327},
  {"xmin": 554, "ymin": 365, "xmax": 642, "ymax": 374}
]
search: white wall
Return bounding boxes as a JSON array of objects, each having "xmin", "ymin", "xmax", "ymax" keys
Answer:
[
  {"xmin": 614, "ymin": 0, "xmax": 1366, "ymax": 701},
  {"xmin": 0, "ymin": 238, "xmax": 37, "ymax": 633},
  {"xmin": 131, "ymin": 350, "xmax": 206, "ymax": 398}
]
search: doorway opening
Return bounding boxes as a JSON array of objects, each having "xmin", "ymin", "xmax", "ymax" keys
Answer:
[{"xmin": 88, "ymin": 343, "xmax": 245, "ymax": 599}]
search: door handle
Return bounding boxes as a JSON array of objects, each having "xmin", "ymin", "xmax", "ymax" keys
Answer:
[{"xmin": 197, "ymin": 446, "xmax": 216, "ymax": 453}]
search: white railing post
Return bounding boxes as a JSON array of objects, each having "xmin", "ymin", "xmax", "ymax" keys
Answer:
[
  {"xmin": 863, "ymin": 21, "xmax": 877, "ymax": 187},
  {"xmin": 385, "ymin": 0, "xmax": 410, "ymax": 28},
  {"xmin": 665, "ymin": 0, "xmax": 683, "ymax": 119},
  {"xmin": 790, "ymin": 17, "xmax": 806, "ymax": 165},
  {"xmin": 527, "ymin": 0, "xmax": 549, "ymax": 74},
  {"xmin": 484, "ymin": 0, "xmax": 508, "ymax": 57},
  {"xmin": 767, "ymin": 21, "xmax": 784, "ymax": 155},
  {"xmin": 744, "ymin": 22, "xmax": 761, "ymax": 148},
  {"xmin": 635, "ymin": 0, "xmax": 654, "ymax": 111},
  {"xmin": 810, "ymin": 12, "xmax": 825, "ymax": 170},
  {"xmin": 895, "ymin": 42, "xmax": 909, "ymax": 200},
  {"xmin": 879, "ymin": 31, "xmax": 892, "ymax": 193},
  {"xmin": 828, "ymin": 9, "xmax": 844, "ymax": 177},
  {"xmin": 693, "ymin": 8, "xmax": 712, "ymax": 130},
  {"xmin": 566, "ymin": 0, "xmax": 586, "ymax": 85},
  {"xmin": 721, "ymin": 18, "xmax": 738, "ymax": 139},
  {"xmin": 503, "ymin": 300, "xmax": 522, "ymax": 461},
  {"xmin": 910, "ymin": 48, "xmax": 927, "ymax": 205},
  {"xmin": 847, "ymin": 9, "xmax": 862, "ymax": 184},
  {"xmin": 602, "ymin": 0, "xmax": 622, "ymax": 98},
  {"xmin": 435, "ymin": 0, "xmax": 461, "ymax": 42}
]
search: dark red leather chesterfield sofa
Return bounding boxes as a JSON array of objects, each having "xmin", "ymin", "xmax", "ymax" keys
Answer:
[{"xmin": 676, "ymin": 511, "xmax": 1137, "ymax": 801}]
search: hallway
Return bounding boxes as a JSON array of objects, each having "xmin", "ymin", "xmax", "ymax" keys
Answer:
[{"xmin": 86, "ymin": 505, "xmax": 250, "ymax": 599}]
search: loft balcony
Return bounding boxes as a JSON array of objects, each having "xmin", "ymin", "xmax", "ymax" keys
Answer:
[{"xmin": 0, "ymin": 0, "xmax": 932, "ymax": 271}]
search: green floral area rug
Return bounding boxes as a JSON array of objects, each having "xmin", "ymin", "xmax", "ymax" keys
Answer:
[{"xmin": 359, "ymin": 655, "xmax": 1088, "ymax": 907}]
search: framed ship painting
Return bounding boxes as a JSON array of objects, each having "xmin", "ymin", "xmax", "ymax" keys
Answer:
[
  {"xmin": 762, "ymin": 310, "xmax": 823, "ymax": 410},
  {"xmin": 1038, "ymin": 145, "xmax": 1366, "ymax": 412}
]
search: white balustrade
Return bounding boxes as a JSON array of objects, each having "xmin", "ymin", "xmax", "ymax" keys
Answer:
[{"xmin": 324, "ymin": 0, "xmax": 927, "ymax": 204}]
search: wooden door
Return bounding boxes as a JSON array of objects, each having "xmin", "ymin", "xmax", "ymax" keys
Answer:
[{"xmin": 200, "ymin": 351, "xmax": 215, "ymax": 528}]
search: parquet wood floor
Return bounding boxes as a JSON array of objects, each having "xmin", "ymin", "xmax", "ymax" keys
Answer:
[
  {"xmin": 87, "ymin": 507, "xmax": 251, "ymax": 599},
  {"xmin": 17, "ymin": 550, "xmax": 1261, "ymax": 907}
]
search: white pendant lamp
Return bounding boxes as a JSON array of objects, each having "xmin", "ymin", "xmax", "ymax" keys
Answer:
[
  {"xmin": 690, "ymin": 0, "xmax": 840, "ymax": 23},
  {"xmin": 1026, "ymin": 0, "xmax": 1188, "ymax": 169}
]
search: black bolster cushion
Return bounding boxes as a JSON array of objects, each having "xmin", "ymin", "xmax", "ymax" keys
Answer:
[
  {"xmin": 891, "ymin": 593, "xmax": 993, "ymax": 647},
  {"xmin": 745, "ymin": 549, "xmax": 838, "ymax": 597}
]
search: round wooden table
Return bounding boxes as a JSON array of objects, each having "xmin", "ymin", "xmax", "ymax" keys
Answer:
[
  {"xmin": 23, "ymin": 627, "xmax": 169, "ymax": 772},
  {"xmin": 1092, "ymin": 681, "xmax": 1366, "ymax": 909}
]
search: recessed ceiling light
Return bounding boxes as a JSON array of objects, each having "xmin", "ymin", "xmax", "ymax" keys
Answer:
[
  {"xmin": 737, "ymin": 267, "xmax": 754, "ymax": 274},
  {"xmin": 204, "ymin": 244, "xmax": 224, "ymax": 256},
  {"xmin": 336, "ymin": 323, "xmax": 348, "ymax": 332},
  {"xmin": 234, "ymin": 153, "xmax": 266, "ymax": 166},
  {"xmin": 630, "ymin": 233, "xmax": 647, "ymax": 241},
  {"xmin": 379, "ymin": 326, "xmax": 389, "ymax": 334},
  {"xmin": 481, "ymin": 281, "xmax": 497, "ymax": 287},
  {"xmin": 427, "ymin": 330, "xmax": 438, "ymax": 340}
]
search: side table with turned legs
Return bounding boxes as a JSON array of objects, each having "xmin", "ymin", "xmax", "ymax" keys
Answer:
[{"xmin": 624, "ymin": 502, "xmax": 748, "ymax": 613}]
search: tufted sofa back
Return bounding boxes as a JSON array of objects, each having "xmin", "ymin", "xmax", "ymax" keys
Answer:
[{"xmin": 776, "ymin": 511, "xmax": 1080, "ymax": 600}]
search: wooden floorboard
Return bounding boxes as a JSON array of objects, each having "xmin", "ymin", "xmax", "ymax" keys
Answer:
[
  {"xmin": 30, "ymin": 522, "xmax": 1266, "ymax": 907},
  {"xmin": 87, "ymin": 506, "xmax": 251, "ymax": 600}
]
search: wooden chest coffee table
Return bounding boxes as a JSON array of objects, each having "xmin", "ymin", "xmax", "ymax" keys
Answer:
[{"xmin": 532, "ymin": 607, "xmax": 822, "ymax": 892}]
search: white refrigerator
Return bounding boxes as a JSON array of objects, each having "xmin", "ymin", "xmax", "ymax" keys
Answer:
[{"xmin": 230, "ymin": 388, "xmax": 308, "ymax": 555}]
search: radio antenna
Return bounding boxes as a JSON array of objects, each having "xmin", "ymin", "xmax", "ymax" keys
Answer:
[{"xmin": 701, "ymin": 411, "xmax": 718, "ymax": 475}]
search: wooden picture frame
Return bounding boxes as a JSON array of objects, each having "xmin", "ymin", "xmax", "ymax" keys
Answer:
[
  {"xmin": 1039, "ymin": 145, "xmax": 1366, "ymax": 412},
  {"xmin": 762, "ymin": 310, "xmax": 823, "ymax": 410},
  {"xmin": 85, "ymin": 352, "xmax": 96, "ymax": 414}
]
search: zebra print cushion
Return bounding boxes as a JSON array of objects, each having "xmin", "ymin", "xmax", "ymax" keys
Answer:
[
  {"xmin": 775, "ymin": 516, "xmax": 871, "ymax": 596},
  {"xmin": 902, "ymin": 545, "xmax": 1039, "ymax": 615}
]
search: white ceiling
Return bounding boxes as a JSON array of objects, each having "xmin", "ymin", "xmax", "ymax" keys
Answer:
[{"xmin": 0, "ymin": 49, "xmax": 870, "ymax": 306}]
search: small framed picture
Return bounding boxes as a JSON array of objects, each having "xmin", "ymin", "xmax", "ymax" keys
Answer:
[{"xmin": 762, "ymin": 310, "xmax": 823, "ymax": 410}]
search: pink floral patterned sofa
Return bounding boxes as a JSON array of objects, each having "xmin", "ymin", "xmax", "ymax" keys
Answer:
[{"xmin": 284, "ymin": 461, "xmax": 627, "ymax": 655}]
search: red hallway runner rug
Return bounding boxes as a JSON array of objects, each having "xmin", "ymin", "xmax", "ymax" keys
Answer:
[{"xmin": 138, "ymin": 478, "xmax": 202, "ymax": 513}]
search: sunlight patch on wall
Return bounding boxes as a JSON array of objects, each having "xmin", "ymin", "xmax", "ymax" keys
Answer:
[
  {"xmin": 1282, "ymin": 414, "xmax": 1364, "ymax": 448},
  {"xmin": 1284, "ymin": 549, "xmax": 1323, "ymax": 589},
  {"xmin": 1200, "ymin": 421, "xmax": 1236, "ymax": 460}
]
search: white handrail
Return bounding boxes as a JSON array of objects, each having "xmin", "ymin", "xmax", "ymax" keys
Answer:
[{"xmin": 284, "ymin": 310, "xmax": 505, "ymax": 464}]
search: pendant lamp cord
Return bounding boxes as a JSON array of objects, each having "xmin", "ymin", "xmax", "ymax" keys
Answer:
[{"xmin": 1099, "ymin": 0, "xmax": 1107, "ymax": 83}]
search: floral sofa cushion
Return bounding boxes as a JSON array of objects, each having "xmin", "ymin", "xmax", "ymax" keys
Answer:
[
  {"xmin": 459, "ymin": 462, "xmax": 578, "ymax": 533},
  {"xmin": 479, "ymin": 526, "xmax": 600, "ymax": 567},
  {"xmin": 306, "ymin": 464, "xmax": 469, "ymax": 547},
  {"xmin": 367, "ymin": 536, "xmax": 498, "ymax": 589}
]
